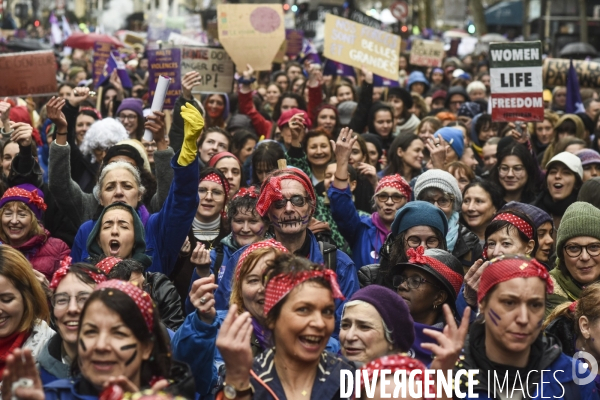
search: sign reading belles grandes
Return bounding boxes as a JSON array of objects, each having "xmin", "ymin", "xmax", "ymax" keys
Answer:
[{"xmin": 489, "ymin": 41, "xmax": 543, "ymax": 122}]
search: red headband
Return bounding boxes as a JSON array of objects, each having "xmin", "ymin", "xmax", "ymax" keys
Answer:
[
  {"xmin": 360, "ymin": 354, "xmax": 433, "ymax": 396},
  {"xmin": 492, "ymin": 213, "xmax": 534, "ymax": 240},
  {"xmin": 208, "ymin": 152, "xmax": 241, "ymax": 168},
  {"xmin": 95, "ymin": 280, "xmax": 154, "ymax": 332},
  {"xmin": 50, "ymin": 257, "xmax": 107, "ymax": 291},
  {"xmin": 256, "ymin": 169, "xmax": 316, "ymax": 217},
  {"xmin": 375, "ymin": 174, "xmax": 412, "ymax": 199},
  {"xmin": 200, "ymin": 173, "xmax": 230, "ymax": 218},
  {"xmin": 79, "ymin": 106, "xmax": 102, "ymax": 120},
  {"xmin": 264, "ymin": 269, "xmax": 344, "ymax": 316},
  {"xmin": 232, "ymin": 186, "xmax": 258, "ymax": 201},
  {"xmin": 569, "ymin": 301, "xmax": 578, "ymax": 313},
  {"xmin": 478, "ymin": 255, "xmax": 553, "ymax": 303},
  {"xmin": 235, "ymin": 239, "xmax": 288, "ymax": 280},
  {"xmin": 406, "ymin": 247, "xmax": 464, "ymax": 297},
  {"xmin": 95, "ymin": 257, "xmax": 122, "ymax": 275},
  {"xmin": 1, "ymin": 187, "xmax": 47, "ymax": 212}
]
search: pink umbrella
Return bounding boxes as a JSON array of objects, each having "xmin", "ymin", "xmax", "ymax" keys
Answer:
[{"xmin": 64, "ymin": 32, "xmax": 123, "ymax": 50}]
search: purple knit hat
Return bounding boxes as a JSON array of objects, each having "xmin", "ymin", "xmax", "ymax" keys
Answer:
[
  {"xmin": 0, "ymin": 184, "xmax": 46, "ymax": 220},
  {"xmin": 576, "ymin": 149, "xmax": 600, "ymax": 167},
  {"xmin": 347, "ymin": 285, "xmax": 415, "ymax": 352},
  {"xmin": 116, "ymin": 98, "xmax": 144, "ymax": 119}
]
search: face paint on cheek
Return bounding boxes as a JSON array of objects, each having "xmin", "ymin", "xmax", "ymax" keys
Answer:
[
  {"xmin": 120, "ymin": 343, "xmax": 137, "ymax": 351},
  {"xmin": 79, "ymin": 338, "xmax": 87, "ymax": 352},
  {"xmin": 125, "ymin": 349, "xmax": 138, "ymax": 366},
  {"xmin": 488, "ymin": 308, "xmax": 501, "ymax": 326}
]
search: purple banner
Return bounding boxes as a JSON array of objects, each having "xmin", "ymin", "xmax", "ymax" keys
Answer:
[
  {"xmin": 92, "ymin": 42, "xmax": 112, "ymax": 87},
  {"xmin": 147, "ymin": 48, "xmax": 181, "ymax": 110},
  {"xmin": 285, "ymin": 29, "xmax": 304, "ymax": 58}
]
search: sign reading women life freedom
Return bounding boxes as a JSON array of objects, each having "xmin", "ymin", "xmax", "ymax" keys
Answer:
[
  {"xmin": 324, "ymin": 14, "xmax": 401, "ymax": 81},
  {"xmin": 489, "ymin": 41, "xmax": 544, "ymax": 122}
]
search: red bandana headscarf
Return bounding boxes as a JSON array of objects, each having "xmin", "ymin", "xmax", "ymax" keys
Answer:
[
  {"xmin": 200, "ymin": 172, "xmax": 230, "ymax": 218},
  {"xmin": 492, "ymin": 212, "xmax": 534, "ymax": 239},
  {"xmin": 232, "ymin": 186, "xmax": 259, "ymax": 201},
  {"xmin": 208, "ymin": 152, "xmax": 241, "ymax": 169},
  {"xmin": 95, "ymin": 280, "xmax": 154, "ymax": 332},
  {"xmin": 235, "ymin": 239, "xmax": 288, "ymax": 280},
  {"xmin": 49, "ymin": 257, "xmax": 107, "ymax": 291},
  {"xmin": 478, "ymin": 255, "xmax": 553, "ymax": 303},
  {"xmin": 256, "ymin": 169, "xmax": 315, "ymax": 217},
  {"xmin": 95, "ymin": 257, "xmax": 122, "ymax": 275},
  {"xmin": 375, "ymin": 174, "xmax": 412, "ymax": 199},
  {"xmin": 406, "ymin": 246, "xmax": 464, "ymax": 297},
  {"xmin": 264, "ymin": 269, "xmax": 344, "ymax": 316}
]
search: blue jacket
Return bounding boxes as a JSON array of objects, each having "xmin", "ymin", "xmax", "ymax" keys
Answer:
[
  {"xmin": 70, "ymin": 153, "xmax": 199, "ymax": 276},
  {"xmin": 213, "ymin": 230, "xmax": 359, "ymax": 326},
  {"xmin": 43, "ymin": 379, "xmax": 97, "ymax": 400},
  {"xmin": 328, "ymin": 185, "xmax": 385, "ymax": 267},
  {"xmin": 172, "ymin": 309, "xmax": 341, "ymax": 397}
]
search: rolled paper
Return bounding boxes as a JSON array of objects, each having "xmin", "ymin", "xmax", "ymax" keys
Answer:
[{"xmin": 143, "ymin": 75, "xmax": 171, "ymax": 141}]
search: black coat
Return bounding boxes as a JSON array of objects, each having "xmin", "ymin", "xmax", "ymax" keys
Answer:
[
  {"xmin": 452, "ymin": 224, "xmax": 483, "ymax": 271},
  {"xmin": 145, "ymin": 271, "xmax": 185, "ymax": 331}
]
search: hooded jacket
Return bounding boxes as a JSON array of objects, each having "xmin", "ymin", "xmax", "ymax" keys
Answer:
[
  {"xmin": 86, "ymin": 203, "xmax": 153, "ymax": 268},
  {"xmin": 9, "ymin": 230, "xmax": 70, "ymax": 281},
  {"xmin": 406, "ymin": 71, "xmax": 430, "ymax": 93}
]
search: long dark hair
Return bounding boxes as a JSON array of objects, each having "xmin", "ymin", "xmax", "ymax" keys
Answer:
[
  {"xmin": 251, "ymin": 142, "xmax": 285, "ymax": 185},
  {"xmin": 272, "ymin": 93, "xmax": 308, "ymax": 123},
  {"xmin": 72, "ymin": 289, "xmax": 172, "ymax": 386},
  {"xmin": 490, "ymin": 142, "xmax": 539, "ymax": 203},
  {"xmin": 383, "ymin": 134, "xmax": 423, "ymax": 179}
]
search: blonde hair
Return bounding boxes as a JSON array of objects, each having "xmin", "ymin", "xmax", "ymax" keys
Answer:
[
  {"xmin": 0, "ymin": 245, "xmax": 49, "ymax": 332},
  {"xmin": 0, "ymin": 202, "xmax": 45, "ymax": 244},
  {"xmin": 544, "ymin": 282, "xmax": 600, "ymax": 334},
  {"xmin": 230, "ymin": 247, "xmax": 285, "ymax": 314}
]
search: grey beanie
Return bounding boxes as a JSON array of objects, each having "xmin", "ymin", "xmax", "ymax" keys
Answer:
[
  {"xmin": 337, "ymin": 101, "xmax": 357, "ymax": 126},
  {"xmin": 414, "ymin": 169, "xmax": 462, "ymax": 212}
]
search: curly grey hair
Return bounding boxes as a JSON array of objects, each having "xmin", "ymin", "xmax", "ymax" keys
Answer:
[{"xmin": 93, "ymin": 161, "xmax": 146, "ymax": 203}]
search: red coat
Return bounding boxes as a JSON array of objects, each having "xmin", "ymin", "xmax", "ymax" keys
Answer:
[{"xmin": 11, "ymin": 230, "xmax": 70, "ymax": 280}]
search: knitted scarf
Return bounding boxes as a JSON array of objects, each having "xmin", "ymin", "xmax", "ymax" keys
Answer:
[
  {"xmin": 549, "ymin": 267, "xmax": 582, "ymax": 301},
  {"xmin": 446, "ymin": 212, "xmax": 460, "ymax": 252},
  {"xmin": 0, "ymin": 330, "xmax": 30, "ymax": 377}
]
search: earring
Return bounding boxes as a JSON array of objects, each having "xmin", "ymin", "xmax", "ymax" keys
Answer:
[{"xmin": 433, "ymin": 304, "xmax": 438, "ymax": 309}]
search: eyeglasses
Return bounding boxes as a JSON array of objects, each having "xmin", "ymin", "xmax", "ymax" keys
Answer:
[
  {"xmin": 406, "ymin": 236, "xmax": 439, "ymax": 249},
  {"xmin": 375, "ymin": 193, "xmax": 405, "ymax": 203},
  {"xmin": 51, "ymin": 292, "xmax": 91, "ymax": 309},
  {"xmin": 143, "ymin": 142, "xmax": 157, "ymax": 149},
  {"xmin": 392, "ymin": 275, "xmax": 439, "ymax": 290},
  {"xmin": 273, "ymin": 195, "xmax": 310, "ymax": 209},
  {"xmin": 564, "ymin": 243, "xmax": 600, "ymax": 258},
  {"xmin": 498, "ymin": 165, "xmax": 526, "ymax": 177},
  {"xmin": 118, "ymin": 114, "xmax": 137, "ymax": 122},
  {"xmin": 198, "ymin": 187, "xmax": 225, "ymax": 199},
  {"xmin": 421, "ymin": 194, "xmax": 454, "ymax": 208}
]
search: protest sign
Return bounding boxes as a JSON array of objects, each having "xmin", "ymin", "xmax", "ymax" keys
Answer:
[
  {"xmin": 217, "ymin": 4, "xmax": 285, "ymax": 71},
  {"xmin": 93, "ymin": 41, "xmax": 112, "ymax": 87},
  {"xmin": 180, "ymin": 47, "xmax": 235, "ymax": 93},
  {"xmin": 286, "ymin": 29, "xmax": 304, "ymax": 58},
  {"xmin": 489, "ymin": 41, "xmax": 543, "ymax": 122},
  {"xmin": 410, "ymin": 39, "xmax": 444, "ymax": 68},
  {"xmin": 0, "ymin": 51, "xmax": 57, "ymax": 96},
  {"xmin": 147, "ymin": 48, "xmax": 181, "ymax": 110},
  {"xmin": 323, "ymin": 14, "xmax": 400, "ymax": 81},
  {"xmin": 543, "ymin": 58, "xmax": 600, "ymax": 88}
]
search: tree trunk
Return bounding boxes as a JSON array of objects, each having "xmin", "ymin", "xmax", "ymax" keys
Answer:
[
  {"xmin": 470, "ymin": 0, "xmax": 488, "ymax": 36},
  {"xmin": 579, "ymin": 0, "xmax": 588, "ymax": 43}
]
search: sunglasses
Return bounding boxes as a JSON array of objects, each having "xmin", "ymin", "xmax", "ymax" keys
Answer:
[{"xmin": 273, "ymin": 195, "xmax": 310, "ymax": 209}]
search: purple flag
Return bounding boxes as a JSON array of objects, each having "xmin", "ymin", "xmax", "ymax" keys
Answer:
[
  {"xmin": 96, "ymin": 51, "xmax": 133, "ymax": 89},
  {"xmin": 323, "ymin": 60, "xmax": 355, "ymax": 77},
  {"xmin": 566, "ymin": 59, "xmax": 584, "ymax": 114}
]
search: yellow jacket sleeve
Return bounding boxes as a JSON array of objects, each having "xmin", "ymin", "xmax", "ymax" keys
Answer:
[{"xmin": 177, "ymin": 102, "xmax": 205, "ymax": 166}]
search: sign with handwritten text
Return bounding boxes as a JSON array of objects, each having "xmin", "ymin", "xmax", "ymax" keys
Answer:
[
  {"xmin": 180, "ymin": 47, "xmax": 235, "ymax": 93},
  {"xmin": 323, "ymin": 14, "xmax": 400, "ymax": 81},
  {"xmin": 410, "ymin": 39, "xmax": 444, "ymax": 68}
]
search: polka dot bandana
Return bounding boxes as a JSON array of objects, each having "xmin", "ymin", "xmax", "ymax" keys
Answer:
[
  {"xmin": 235, "ymin": 239, "xmax": 288, "ymax": 280},
  {"xmin": 95, "ymin": 280, "xmax": 154, "ymax": 332},
  {"xmin": 49, "ymin": 257, "xmax": 106, "ymax": 291},
  {"xmin": 406, "ymin": 246, "xmax": 464, "ymax": 297},
  {"xmin": 256, "ymin": 169, "xmax": 316, "ymax": 217},
  {"xmin": 492, "ymin": 212, "xmax": 534, "ymax": 240},
  {"xmin": 375, "ymin": 174, "xmax": 412, "ymax": 199},
  {"xmin": 360, "ymin": 354, "xmax": 434, "ymax": 396},
  {"xmin": 478, "ymin": 255, "xmax": 553, "ymax": 303},
  {"xmin": 208, "ymin": 151, "xmax": 241, "ymax": 168},
  {"xmin": 95, "ymin": 257, "xmax": 122, "ymax": 275},
  {"xmin": 232, "ymin": 186, "xmax": 259, "ymax": 201},
  {"xmin": 264, "ymin": 269, "xmax": 345, "ymax": 316},
  {"xmin": 201, "ymin": 172, "xmax": 231, "ymax": 196}
]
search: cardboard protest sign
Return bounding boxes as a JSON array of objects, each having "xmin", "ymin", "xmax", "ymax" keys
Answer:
[
  {"xmin": 489, "ymin": 41, "xmax": 543, "ymax": 122},
  {"xmin": 323, "ymin": 14, "xmax": 400, "ymax": 81},
  {"xmin": 543, "ymin": 58, "xmax": 600, "ymax": 88},
  {"xmin": 410, "ymin": 39, "xmax": 444, "ymax": 68},
  {"xmin": 180, "ymin": 47, "xmax": 235, "ymax": 93},
  {"xmin": 93, "ymin": 42, "xmax": 113, "ymax": 87},
  {"xmin": 217, "ymin": 4, "xmax": 285, "ymax": 72},
  {"xmin": 0, "ymin": 51, "xmax": 57, "ymax": 96},
  {"xmin": 147, "ymin": 48, "xmax": 181, "ymax": 110}
]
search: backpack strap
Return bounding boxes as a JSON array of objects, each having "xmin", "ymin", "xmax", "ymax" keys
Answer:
[{"xmin": 319, "ymin": 241, "xmax": 337, "ymax": 273}]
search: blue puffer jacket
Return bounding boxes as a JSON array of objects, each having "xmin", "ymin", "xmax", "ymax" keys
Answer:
[
  {"xmin": 328, "ymin": 185, "xmax": 386, "ymax": 268},
  {"xmin": 213, "ymin": 230, "xmax": 359, "ymax": 327},
  {"xmin": 69, "ymin": 153, "xmax": 199, "ymax": 276},
  {"xmin": 172, "ymin": 309, "xmax": 341, "ymax": 397},
  {"xmin": 43, "ymin": 379, "xmax": 96, "ymax": 400}
]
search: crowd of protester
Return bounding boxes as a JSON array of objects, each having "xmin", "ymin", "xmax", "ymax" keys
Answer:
[{"xmin": 0, "ymin": 45, "xmax": 600, "ymax": 399}]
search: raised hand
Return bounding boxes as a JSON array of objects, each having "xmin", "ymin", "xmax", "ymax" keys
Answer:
[
  {"xmin": 189, "ymin": 274, "xmax": 218, "ymax": 324},
  {"xmin": 0, "ymin": 101, "xmax": 11, "ymax": 124},
  {"xmin": 1, "ymin": 348, "xmax": 44, "ymax": 400},
  {"xmin": 190, "ymin": 242, "xmax": 211, "ymax": 266},
  {"xmin": 182, "ymin": 71, "xmax": 201, "ymax": 100},
  {"xmin": 216, "ymin": 305, "xmax": 254, "ymax": 391},
  {"xmin": 355, "ymin": 161, "xmax": 378, "ymax": 188},
  {"xmin": 10, "ymin": 122, "xmax": 33, "ymax": 147},
  {"xmin": 426, "ymin": 136, "xmax": 448, "ymax": 170},
  {"xmin": 46, "ymin": 97, "xmax": 68, "ymax": 131},
  {"xmin": 289, "ymin": 113, "xmax": 306, "ymax": 147},
  {"xmin": 307, "ymin": 64, "xmax": 322, "ymax": 88},
  {"xmin": 239, "ymin": 64, "xmax": 255, "ymax": 94},
  {"xmin": 361, "ymin": 66, "xmax": 373, "ymax": 85},
  {"xmin": 463, "ymin": 259, "xmax": 490, "ymax": 308},
  {"xmin": 145, "ymin": 110, "xmax": 167, "ymax": 150},
  {"xmin": 70, "ymin": 87, "xmax": 92, "ymax": 107},
  {"xmin": 332, "ymin": 127, "xmax": 356, "ymax": 165}
]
